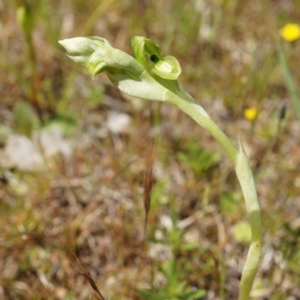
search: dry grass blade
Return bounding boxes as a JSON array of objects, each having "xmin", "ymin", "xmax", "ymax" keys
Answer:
[
  {"xmin": 79, "ymin": 271, "xmax": 106, "ymax": 300},
  {"xmin": 73, "ymin": 249, "xmax": 106, "ymax": 300}
]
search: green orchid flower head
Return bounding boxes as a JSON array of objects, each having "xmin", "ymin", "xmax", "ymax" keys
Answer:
[
  {"xmin": 132, "ymin": 36, "xmax": 181, "ymax": 80},
  {"xmin": 59, "ymin": 36, "xmax": 185, "ymax": 102}
]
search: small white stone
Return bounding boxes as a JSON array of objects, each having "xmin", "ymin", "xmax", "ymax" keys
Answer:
[
  {"xmin": 106, "ymin": 111, "xmax": 131, "ymax": 134},
  {"xmin": 0, "ymin": 135, "xmax": 44, "ymax": 171}
]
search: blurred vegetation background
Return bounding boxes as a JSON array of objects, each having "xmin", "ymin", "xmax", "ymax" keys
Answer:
[{"xmin": 0, "ymin": 0, "xmax": 300, "ymax": 299}]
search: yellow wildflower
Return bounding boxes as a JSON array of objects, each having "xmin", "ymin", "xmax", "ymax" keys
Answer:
[
  {"xmin": 279, "ymin": 23, "xmax": 300, "ymax": 42},
  {"xmin": 244, "ymin": 107, "xmax": 258, "ymax": 121}
]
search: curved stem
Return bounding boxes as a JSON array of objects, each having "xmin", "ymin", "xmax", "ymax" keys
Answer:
[
  {"xmin": 235, "ymin": 141, "xmax": 262, "ymax": 300},
  {"xmin": 167, "ymin": 95, "xmax": 262, "ymax": 300}
]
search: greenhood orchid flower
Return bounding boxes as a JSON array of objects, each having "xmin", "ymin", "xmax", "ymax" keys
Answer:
[
  {"xmin": 59, "ymin": 36, "xmax": 183, "ymax": 101},
  {"xmin": 59, "ymin": 35, "xmax": 262, "ymax": 300},
  {"xmin": 131, "ymin": 36, "xmax": 181, "ymax": 80}
]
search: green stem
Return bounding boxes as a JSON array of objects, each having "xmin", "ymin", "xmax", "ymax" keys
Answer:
[
  {"xmin": 235, "ymin": 142, "xmax": 262, "ymax": 300},
  {"xmin": 167, "ymin": 94, "xmax": 262, "ymax": 300}
]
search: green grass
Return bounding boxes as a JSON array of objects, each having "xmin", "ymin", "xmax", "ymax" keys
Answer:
[{"xmin": 1, "ymin": 0, "xmax": 300, "ymax": 299}]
